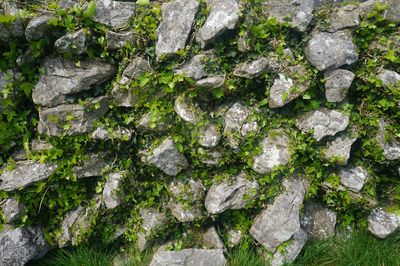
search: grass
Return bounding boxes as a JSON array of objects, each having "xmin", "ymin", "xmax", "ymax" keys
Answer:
[{"xmin": 29, "ymin": 230, "xmax": 400, "ymax": 266}]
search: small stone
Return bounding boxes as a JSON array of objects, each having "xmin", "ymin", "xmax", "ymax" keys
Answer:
[
  {"xmin": 150, "ymin": 249, "xmax": 226, "ymax": 266},
  {"xmin": 323, "ymin": 135, "xmax": 357, "ymax": 165},
  {"xmin": 138, "ymin": 208, "xmax": 167, "ymax": 251},
  {"xmin": 195, "ymin": 76, "xmax": 225, "ymax": 88},
  {"xmin": 271, "ymin": 229, "xmax": 308, "ymax": 266},
  {"xmin": 54, "ymin": 29, "xmax": 88, "ymax": 55},
  {"xmin": 137, "ymin": 113, "xmax": 170, "ymax": 132},
  {"xmin": 174, "ymin": 94, "xmax": 201, "ymax": 124},
  {"xmin": 106, "ymin": 30, "xmax": 135, "ymax": 50},
  {"xmin": 368, "ymin": 207, "xmax": 400, "ymax": 239},
  {"xmin": 205, "ymin": 171, "xmax": 259, "ymax": 214},
  {"xmin": 240, "ymin": 121, "xmax": 259, "ymax": 137},
  {"xmin": 72, "ymin": 152, "xmax": 110, "ymax": 178},
  {"xmin": 324, "ymin": 69, "xmax": 355, "ymax": 102},
  {"xmin": 377, "ymin": 69, "xmax": 400, "ymax": 88},
  {"xmin": 376, "ymin": 118, "xmax": 400, "ymax": 160},
  {"xmin": 198, "ymin": 124, "xmax": 221, "ymax": 148},
  {"xmin": 227, "ymin": 229, "xmax": 242, "ymax": 247},
  {"xmin": 224, "ymin": 102, "xmax": 250, "ymax": 132},
  {"xmin": 156, "ymin": 0, "xmax": 200, "ymax": 59},
  {"xmin": 103, "ymin": 172, "xmax": 124, "ymax": 209},
  {"xmin": 30, "ymin": 139, "xmax": 54, "ymax": 152},
  {"xmin": 0, "ymin": 198, "xmax": 24, "ymax": 223},
  {"xmin": 295, "ymin": 108, "xmax": 349, "ymax": 141},
  {"xmin": 0, "ymin": 161, "xmax": 57, "ymax": 192},
  {"xmin": 233, "ymin": 57, "xmax": 270, "ymax": 78},
  {"xmin": 202, "ymin": 226, "xmax": 225, "ymax": 249},
  {"xmin": 300, "ymin": 202, "xmax": 336, "ymax": 240},
  {"xmin": 175, "ymin": 52, "xmax": 213, "ymax": 80},
  {"xmin": 92, "ymin": 0, "xmax": 136, "ymax": 28},
  {"xmin": 338, "ymin": 165, "xmax": 368, "ymax": 192},
  {"xmin": 91, "ymin": 126, "xmax": 133, "ymax": 141},
  {"xmin": 25, "ymin": 13, "xmax": 53, "ymax": 42},
  {"xmin": 328, "ymin": 4, "xmax": 360, "ymax": 32}
]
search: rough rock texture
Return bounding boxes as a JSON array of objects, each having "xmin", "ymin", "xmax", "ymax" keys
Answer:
[
  {"xmin": 0, "ymin": 198, "xmax": 24, "ymax": 223},
  {"xmin": 376, "ymin": 119, "xmax": 400, "ymax": 160},
  {"xmin": 227, "ymin": 229, "xmax": 242, "ymax": 247},
  {"xmin": 368, "ymin": 207, "xmax": 400, "ymax": 239},
  {"xmin": 300, "ymin": 202, "xmax": 337, "ymax": 240},
  {"xmin": 72, "ymin": 152, "xmax": 110, "ymax": 178},
  {"xmin": 338, "ymin": 165, "xmax": 368, "ymax": 192},
  {"xmin": 198, "ymin": 124, "xmax": 221, "ymax": 148},
  {"xmin": 195, "ymin": 76, "xmax": 225, "ymax": 88},
  {"xmin": 250, "ymin": 177, "xmax": 306, "ymax": 252},
  {"xmin": 138, "ymin": 208, "xmax": 167, "ymax": 251},
  {"xmin": 377, "ymin": 69, "xmax": 400, "ymax": 88},
  {"xmin": 156, "ymin": 0, "xmax": 199, "ymax": 59},
  {"xmin": 54, "ymin": 29, "xmax": 87, "ymax": 55},
  {"xmin": 150, "ymin": 249, "xmax": 226, "ymax": 266},
  {"xmin": 359, "ymin": 0, "xmax": 400, "ymax": 23},
  {"xmin": 305, "ymin": 30, "xmax": 358, "ymax": 71},
  {"xmin": 0, "ymin": 226, "xmax": 50, "ymax": 266},
  {"xmin": 137, "ymin": 113, "xmax": 170, "ymax": 132},
  {"xmin": 205, "ymin": 172, "xmax": 258, "ymax": 214},
  {"xmin": 0, "ymin": 161, "xmax": 57, "ymax": 192},
  {"xmin": 252, "ymin": 131, "xmax": 292, "ymax": 174},
  {"xmin": 233, "ymin": 57, "xmax": 270, "ymax": 78},
  {"xmin": 174, "ymin": 94, "xmax": 201, "ymax": 124},
  {"xmin": 92, "ymin": 0, "xmax": 136, "ymax": 28},
  {"xmin": 197, "ymin": 0, "xmax": 240, "ymax": 47},
  {"xmin": 323, "ymin": 135, "xmax": 357, "ymax": 165},
  {"xmin": 25, "ymin": 13, "xmax": 53, "ymax": 42},
  {"xmin": 202, "ymin": 226, "xmax": 225, "ymax": 249},
  {"xmin": 324, "ymin": 69, "xmax": 355, "ymax": 102},
  {"xmin": 103, "ymin": 172, "xmax": 124, "ymax": 209},
  {"xmin": 0, "ymin": 1, "xmax": 24, "ymax": 45},
  {"xmin": 175, "ymin": 52, "xmax": 213, "ymax": 80},
  {"xmin": 32, "ymin": 57, "xmax": 115, "ymax": 107},
  {"xmin": 262, "ymin": 0, "xmax": 315, "ymax": 32},
  {"xmin": 271, "ymin": 229, "xmax": 308, "ymax": 266},
  {"xmin": 295, "ymin": 108, "xmax": 349, "ymax": 141},
  {"xmin": 146, "ymin": 138, "xmax": 188, "ymax": 176},
  {"xmin": 328, "ymin": 4, "xmax": 360, "ymax": 32},
  {"xmin": 106, "ymin": 30, "xmax": 135, "ymax": 50},
  {"xmin": 38, "ymin": 96, "xmax": 109, "ymax": 136},
  {"xmin": 91, "ymin": 126, "xmax": 133, "ymax": 141}
]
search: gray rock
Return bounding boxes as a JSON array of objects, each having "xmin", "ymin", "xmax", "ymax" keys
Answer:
[
  {"xmin": 224, "ymin": 102, "xmax": 250, "ymax": 132},
  {"xmin": 0, "ymin": 1, "xmax": 24, "ymax": 45},
  {"xmin": 198, "ymin": 124, "xmax": 221, "ymax": 148},
  {"xmin": 25, "ymin": 13, "xmax": 53, "ymax": 42},
  {"xmin": 323, "ymin": 135, "xmax": 357, "ymax": 165},
  {"xmin": 195, "ymin": 76, "xmax": 225, "ymax": 88},
  {"xmin": 262, "ymin": 0, "xmax": 315, "ymax": 32},
  {"xmin": 376, "ymin": 118, "xmax": 400, "ymax": 160},
  {"xmin": 205, "ymin": 171, "xmax": 258, "ymax": 214},
  {"xmin": 54, "ymin": 29, "xmax": 88, "ymax": 55},
  {"xmin": 106, "ymin": 30, "xmax": 135, "ymax": 50},
  {"xmin": 227, "ymin": 229, "xmax": 242, "ymax": 247},
  {"xmin": 233, "ymin": 57, "xmax": 270, "ymax": 78},
  {"xmin": 305, "ymin": 30, "xmax": 358, "ymax": 71},
  {"xmin": 150, "ymin": 249, "xmax": 226, "ymax": 266},
  {"xmin": 137, "ymin": 113, "xmax": 170, "ymax": 132},
  {"xmin": 271, "ymin": 229, "xmax": 308, "ymax": 266},
  {"xmin": 300, "ymin": 203, "xmax": 336, "ymax": 240},
  {"xmin": 252, "ymin": 131, "xmax": 292, "ymax": 174},
  {"xmin": 33, "ymin": 57, "xmax": 116, "ymax": 107},
  {"xmin": 103, "ymin": 172, "xmax": 124, "ymax": 209},
  {"xmin": 376, "ymin": 69, "xmax": 400, "ymax": 88},
  {"xmin": 38, "ymin": 96, "xmax": 109, "ymax": 136},
  {"xmin": 295, "ymin": 108, "xmax": 349, "ymax": 141},
  {"xmin": 338, "ymin": 165, "xmax": 368, "ymax": 192},
  {"xmin": 0, "ymin": 198, "xmax": 24, "ymax": 223},
  {"xmin": 328, "ymin": 4, "xmax": 360, "ymax": 32},
  {"xmin": 197, "ymin": 0, "xmax": 240, "ymax": 47},
  {"xmin": 359, "ymin": 0, "xmax": 400, "ymax": 23},
  {"xmin": 324, "ymin": 69, "xmax": 355, "ymax": 102},
  {"xmin": 91, "ymin": 126, "xmax": 133, "ymax": 141},
  {"xmin": 72, "ymin": 152, "xmax": 110, "ymax": 178},
  {"xmin": 250, "ymin": 177, "xmax": 306, "ymax": 252},
  {"xmin": 30, "ymin": 139, "xmax": 54, "ymax": 152},
  {"xmin": 156, "ymin": 0, "xmax": 199, "ymax": 59},
  {"xmin": 138, "ymin": 208, "xmax": 167, "ymax": 251},
  {"xmin": 0, "ymin": 161, "xmax": 57, "ymax": 192},
  {"xmin": 0, "ymin": 226, "xmax": 51, "ymax": 266},
  {"xmin": 174, "ymin": 94, "xmax": 201, "ymax": 125},
  {"xmin": 203, "ymin": 226, "xmax": 225, "ymax": 249},
  {"xmin": 92, "ymin": 0, "xmax": 136, "ymax": 28},
  {"xmin": 368, "ymin": 207, "xmax": 400, "ymax": 239},
  {"xmin": 175, "ymin": 52, "xmax": 213, "ymax": 80}
]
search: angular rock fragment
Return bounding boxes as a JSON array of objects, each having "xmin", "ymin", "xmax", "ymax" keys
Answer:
[
  {"xmin": 92, "ymin": 0, "xmax": 136, "ymax": 28},
  {"xmin": 205, "ymin": 172, "xmax": 258, "ymax": 214},
  {"xmin": 25, "ymin": 13, "xmax": 53, "ymax": 42},
  {"xmin": 33, "ymin": 57, "xmax": 116, "ymax": 107},
  {"xmin": 295, "ymin": 108, "xmax": 349, "ymax": 141},
  {"xmin": 323, "ymin": 135, "xmax": 357, "ymax": 165},
  {"xmin": 175, "ymin": 52, "xmax": 213, "ymax": 80},
  {"xmin": 300, "ymin": 202, "xmax": 336, "ymax": 240},
  {"xmin": 198, "ymin": 124, "xmax": 221, "ymax": 148},
  {"xmin": 305, "ymin": 30, "xmax": 358, "ymax": 71},
  {"xmin": 195, "ymin": 76, "xmax": 225, "ymax": 88},
  {"xmin": 72, "ymin": 152, "xmax": 110, "ymax": 178},
  {"xmin": 91, "ymin": 126, "xmax": 133, "ymax": 141},
  {"xmin": 103, "ymin": 172, "xmax": 124, "ymax": 209},
  {"xmin": 324, "ymin": 69, "xmax": 355, "ymax": 102},
  {"xmin": 338, "ymin": 165, "xmax": 368, "ymax": 192},
  {"xmin": 227, "ymin": 229, "xmax": 242, "ymax": 247},
  {"xmin": 376, "ymin": 69, "xmax": 400, "ymax": 88},
  {"xmin": 250, "ymin": 177, "xmax": 306, "ymax": 252},
  {"xmin": 368, "ymin": 207, "xmax": 400, "ymax": 239},
  {"xmin": 252, "ymin": 131, "xmax": 292, "ymax": 174},
  {"xmin": 30, "ymin": 139, "xmax": 54, "ymax": 152},
  {"xmin": 138, "ymin": 208, "xmax": 167, "ymax": 251},
  {"xmin": 376, "ymin": 118, "xmax": 400, "ymax": 160},
  {"xmin": 174, "ymin": 94, "xmax": 201, "ymax": 124},
  {"xmin": 233, "ymin": 57, "xmax": 270, "ymax": 78},
  {"xmin": 156, "ymin": 0, "xmax": 199, "ymax": 59},
  {"xmin": 224, "ymin": 102, "xmax": 250, "ymax": 132},
  {"xmin": 0, "ymin": 161, "xmax": 57, "ymax": 192},
  {"xmin": 271, "ymin": 229, "xmax": 308, "ymax": 266},
  {"xmin": 150, "ymin": 249, "xmax": 226, "ymax": 266},
  {"xmin": 202, "ymin": 226, "xmax": 225, "ymax": 249},
  {"xmin": 0, "ymin": 198, "xmax": 24, "ymax": 223},
  {"xmin": 54, "ymin": 29, "xmax": 88, "ymax": 55},
  {"xmin": 328, "ymin": 4, "xmax": 360, "ymax": 32},
  {"xmin": 106, "ymin": 30, "xmax": 135, "ymax": 50}
]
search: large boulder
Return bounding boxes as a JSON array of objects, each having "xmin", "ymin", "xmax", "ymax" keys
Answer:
[
  {"xmin": 323, "ymin": 135, "xmax": 357, "ymax": 165},
  {"xmin": 368, "ymin": 207, "xmax": 400, "ymax": 239},
  {"xmin": 103, "ymin": 172, "xmax": 124, "ymax": 209},
  {"xmin": 0, "ymin": 161, "xmax": 57, "ymax": 192},
  {"xmin": 271, "ymin": 229, "xmax": 308, "ymax": 266},
  {"xmin": 376, "ymin": 118, "xmax": 400, "ymax": 160},
  {"xmin": 92, "ymin": 0, "xmax": 136, "ymax": 28},
  {"xmin": 250, "ymin": 177, "xmax": 306, "ymax": 252},
  {"xmin": 137, "ymin": 208, "xmax": 167, "ymax": 251},
  {"xmin": 324, "ymin": 69, "xmax": 355, "ymax": 102},
  {"xmin": 54, "ymin": 29, "xmax": 88, "ymax": 55},
  {"xmin": 156, "ymin": 0, "xmax": 199, "ymax": 59},
  {"xmin": 150, "ymin": 249, "xmax": 226, "ymax": 266},
  {"xmin": 0, "ymin": 198, "xmax": 24, "ymax": 223},
  {"xmin": 300, "ymin": 202, "xmax": 337, "ymax": 240},
  {"xmin": 337, "ymin": 165, "xmax": 368, "ymax": 192},
  {"xmin": 32, "ymin": 57, "xmax": 115, "ymax": 107}
]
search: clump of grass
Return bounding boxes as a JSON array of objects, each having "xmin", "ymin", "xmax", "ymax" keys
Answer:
[{"xmin": 227, "ymin": 240, "xmax": 266, "ymax": 266}]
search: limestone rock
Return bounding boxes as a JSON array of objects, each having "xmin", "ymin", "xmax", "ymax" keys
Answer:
[
  {"xmin": 156, "ymin": 0, "xmax": 199, "ymax": 59},
  {"xmin": 202, "ymin": 226, "xmax": 225, "ymax": 249},
  {"xmin": 233, "ymin": 57, "xmax": 270, "ymax": 79},
  {"xmin": 376, "ymin": 118, "xmax": 400, "ymax": 160},
  {"xmin": 224, "ymin": 102, "xmax": 250, "ymax": 132},
  {"xmin": 252, "ymin": 131, "xmax": 292, "ymax": 174},
  {"xmin": 205, "ymin": 172, "xmax": 258, "ymax": 214},
  {"xmin": 227, "ymin": 229, "xmax": 242, "ymax": 247},
  {"xmin": 368, "ymin": 207, "xmax": 400, "ymax": 239},
  {"xmin": 72, "ymin": 152, "xmax": 110, "ymax": 178},
  {"xmin": 198, "ymin": 124, "xmax": 221, "ymax": 148},
  {"xmin": 146, "ymin": 138, "xmax": 188, "ymax": 176},
  {"xmin": 195, "ymin": 76, "xmax": 225, "ymax": 88},
  {"xmin": 54, "ymin": 29, "xmax": 88, "ymax": 55},
  {"xmin": 33, "ymin": 57, "xmax": 116, "ymax": 107},
  {"xmin": 376, "ymin": 69, "xmax": 400, "ymax": 88},
  {"xmin": 328, "ymin": 4, "xmax": 360, "ymax": 32},
  {"xmin": 323, "ymin": 135, "xmax": 357, "ymax": 165},
  {"xmin": 250, "ymin": 177, "xmax": 306, "ymax": 252},
  {"xmin": 103, "ymin": 172, "xmax": 124, "ymax": 209},
  {"xmin": 92, "ymin": 0, "xmax": 136, "ymax": 28},
  {"xmin": 106, "ymin": 30, "xmax": 135, "ymax": 50},
  {"xmin": 324, "ymin": 69, "xmax": 355, "ymax": 102},
  {"xmin": 174, "ymin": 94, "xmax": 201, "ymax": 124},
  {"xmin": 295, "ymin": 108, "xmax": 349, "ymax": 141},
  {"xmin": 175, "ymin": 52, "xmax": 213, "ymax": 80},
  {"xmin": 305, "ymin": 30, "xmax": 358, "ymax": 71},
  {"xmin": 300, "ymin": 202, "xmax": 336, "ymax": 240},
  {"xmin": 150, "ymin": 249, "xmax": 226, "ymax": 266},
  {"xmin": 338, "ymin": 165, "xmax": 368, "ymax": 192},
  {"xmin": 0, "ymin": 161, "xmax": 57, "ymax": 192},
  {"xmin": 91, "ymin": 126, "xmax": 133, "ymax": 141},
  {"xmin": 359, "ymin": 0, "xmax": 400, "ymax": 23},
  {"xmin": 138, "ymin": 208, "xmax": 167, "ymax": 251},
  {"xmin": 271, "ymin": 229, "xmax": 308, "ymax": 266},
  {"xmin": 0, "ymin": 198, "xmax": 24, "ymax": 223},
  {"xmin": 25, "ymin": 13, "xmax": 53, "ymax": 42},
  {"xmin": 197, "ymin": 0, "xmax": 240, "ymax": 47}
]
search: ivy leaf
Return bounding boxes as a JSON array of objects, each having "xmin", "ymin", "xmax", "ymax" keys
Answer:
[
  {"xmin": 83, "ymin": 1, "xmax": 96, "ymax": 18},
  {"xmin": 137, "ymin": 0, "xmax": 149, "ymax": 6},
  {"xmin": 384, "ymin": 49, "xmax": 398, "ymax": 63},
  {"xmin": 0, "ymin": 14, "xmax": 16, "ymax": 23}
]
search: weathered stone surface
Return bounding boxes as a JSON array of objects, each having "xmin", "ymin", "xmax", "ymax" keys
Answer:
[
  {"xmin": 106, "ymin": 30, "xmax": 135, "ymax": 50},
  {"xmin": 271, "ymin": 229, "xmax": 308, "ymax": 266},
  {"xmin": 328, "ymin": 4, "xmax": 360, "ymax": 32},
  {"xmin": 300, "ymin": 202, "xmax": 336, "ymax": 240},
  {"xmin": 224, "ymin": 102, "xmax": 250, "ymax": 132},
  {"xmin": 54, "ymin": 29, "xmax": 87, "ymax": 55},
  {"xmin": 262, "ymin": 0, "xmax": 315, "ymax": 32},
  {"xmin": 359, "ymin": 0, "xmax": 400, "ymax": 23},
  {"xmin": 156, "ymin": 0, "xmax": 199, "ymax": 59},
  {"xmin": 103, "ymin": 172, "xmax": 124, "ymax": 209},
  {"xmin": 92, "ymin": 0, "xmax": 136, "ymax": 28},
  {"xmin": 269, "ymin": 64, "xmax": 310, "ymax": 108},
  {"xmin": 197, "ymin": 0, "xmax": 240, "ymax": 47},
  {"xmin": 305, "ymin": 30, "xmax": 358, "ymax": 71},
  {"xmin": 0, "ymin": 226, "xmax": 51, "ymax": 266},
  {"xmin": 202, "ymin": 226, "xmax": 225, "ymax": 249},
  {"xmin": 0, "ymin": 198, "xmax": 24, "ymax": 223},
  {"xmin": 175, "ymin": 52, "xmax": 213, "ymax": 80},
  {"xmin": 30, "ymin": 139, "xmax": 54, "ymax": 152},
  {"xmin": 338, "ymin": 165, "xmax": 368, "ymax": 192},
  {"xmin": 377, "ymin": 69, "xmax": 400, "ymax": 88},
  {"xmin": 72, "ymin": 152, "xmax": 110, "ymax": 178},
  {"xmin": 92, "ymin": 126, "xmax": 133, "ymax": 141},
  {"xmin": 252, "ymin": 131, "xmax": 292, "ymax": 174},
  {"xmin": 168, "ymin": 179, "xmax": 205, "ymax": 222},
  {"xmin": 138, "ymin": 208, "xmax": 167, "ymax": 251},
  {"xmin": 38, "ymin": 96, "xmax": 109, "ymax": 136},
  {"xmin": 227, "ymin": 229, "xmax": 242, "ymax": 247},
  {"xmin": 368, "ymin": 207, "xmax": 400, "ymax": 239},
  {"xmin": 323, "ymin": 135, "xmax": 357, "ymax": 165},
  {"xmin": 137, "ymin": 113, "xmax": 170, "ymax": 132},
  {"xmin": 146, "ymin": 138, "xmax": 188, "ymax": 176},
  {"xmin": 0, "ymin": 161, "xmax": 57, "ymax": 192},
  {"xmin": 324, "ymin": 69, "xmax": 355, "ymax": 102},
  {"xmin": 25, "ymin": 13, "xmax": 53, "ymax": 42},
  {"xmin": 376, "ymin": 118, "xmax": 400, "ymax": 160},
  {"xmin": 205, "ymin": 172, "xmax": 258, "ymax": 214},
  {"xmin": 250, "ymin": 177, "xmax": 306, "ymax": 252},
  {"xmin": 295, "ymin": 108, "xmax": 349, "ymax": 141},
  {"xmin": 195, "ymin": 76, "xmax": 225, "ymax": 88},
  {"xmin": 198, "ymin": 124, "xmax": 221, "ymax": 148},
  {"xmin": 233, "ymin": 57, "xmax": 270, "ymax": 78},
  {"xmin": 0, "ymin": 1, "xmax": 24, "ymax": 45},
  {"xmin": 174, "ymin": 94, "xmax": 201, "ymax": 124},
  {"xmin": 33, "ymin": 57, "xmax": 115, "ymax": 107},
  {"xmin": 150, "ymin": 249, "xmax": 226, "ymax": 266}
]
